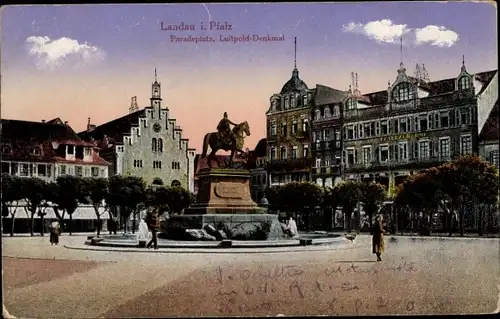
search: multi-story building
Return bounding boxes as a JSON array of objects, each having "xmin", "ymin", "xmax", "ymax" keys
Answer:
[
  {"xmin": 1, "ymin": 117, "xmax": 110, "ymax": 181},
  {"xmin": 478, "ymin": 101, "xmax": 499, "ymax": 169},
  {"xmin": 265, "ymin": 61, "xmax": 314, "ymax": 186},
  {"xmin": 341, "ymin": 61, "xmax": 497, "ymax": 192},
  {"xmin": 79, "ymin": 71, "xmax": 196, "ymax": 192},
  {"xmin": 310, "ymin": 85, "xmax": 348, "ymax": 187},
  {"xmin": 247, "ymin": 138, "xmax": 268, "ymax": 203}
]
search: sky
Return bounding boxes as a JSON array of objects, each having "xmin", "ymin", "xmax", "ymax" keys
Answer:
[{"xmin": 1, "ymin": 2, "xmax": 497, "ymax": 152}]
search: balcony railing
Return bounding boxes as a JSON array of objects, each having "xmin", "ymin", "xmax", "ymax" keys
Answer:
[
  {"xmin": 343, "ymin": 156, "xmax": 455, "ymax": 173},
  {"xmin": 311, "ymin": 140, "xmax": 342, "ymax": 152}
]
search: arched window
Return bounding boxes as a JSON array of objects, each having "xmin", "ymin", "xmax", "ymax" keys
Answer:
[
  {"xmin": 32, "ymin": 147, "xmax": 42, "ymax": 155},
  {"xmin": 2, "ymin": 145, "xmax": 11, "ymax": 155},
  {"xmin": 333, "ymin": 105, "xmax": 340, "ymax": 116},
  {"xmin": 392, "ymin": 82, "xmax": 414, "ymax": 103},
  {"xmin": 152, "ymin": 177, "xmax": 163, "ymax": 186},
  {"xmin": 171, "ymin": 180, "xmax": 181, "ymax": 187},
  {"xmin": 458, "ymin": 76, "xmax": 471, "ymax": 90},
  {"xmin": 158, "ymin": 138, "xmax": 163, "ymax": 152},
  {"xmin": 152, "ymin": 138, "xmax": 157, "ymax": 152}
]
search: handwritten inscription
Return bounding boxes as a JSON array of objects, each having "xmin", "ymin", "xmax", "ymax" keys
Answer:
[{"xmin": 211, "ymin": 261, "xmax": 458, "ymax": 315}]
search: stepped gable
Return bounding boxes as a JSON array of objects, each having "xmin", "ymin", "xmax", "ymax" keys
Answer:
[
  {"xmin": 78, "ymin": 109, "xmax": 145, "ymax": 148},
  {"xmin": 1, "ymin": 119, "xmax": 107, "ymax": 164},
  {"xmin": 313, "ymin": 84, "xmax": 348, "ymax": 106}
]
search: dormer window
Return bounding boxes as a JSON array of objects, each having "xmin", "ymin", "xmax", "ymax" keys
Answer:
[
  {"xmin": 303, "ymin": 95, "xmax": 308, "ymax": 106},
  {"xmin": 392, "ymin": 82, "xmax": 414, "ymax": 103},
  {"xmin": 1, "ymin": 145, "xmax": 11, "ymax": 154},
  {"xmin": 84, "ymin": 148, "xmax": 92, "ymax": 157},
  {"xmin": 346, "ymin": 99, "xmax": 356, "ymax": 110},
  {"xmin": 285, "ymin": 97, "xmax": 290, "ymax": 109},
  {"xmin": 458, "ymin": 76, "xmax": 471, "ymax": 90},
  {"xmin": 333, "ymin": 105, "xmax": 340, "ymax": 117},
  {"xmin": 67, "ymin": 145, "xmax": 74, "ymax": 155},
  {"xmin": 271, "ymin": 100, "xmax": 277, "ymax": 110},
  {"xmin": 32, "ymin": 147, "xmax": 42, "ymax": 155},
  {"xmin": 315, "ymin": 108, "xmax": 321, "ymax": 120}
]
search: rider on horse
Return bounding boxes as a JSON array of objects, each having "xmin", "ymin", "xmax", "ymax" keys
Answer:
[{"xmin": 217, "ymin": 112, "xmax": 237, "ymax": 146}]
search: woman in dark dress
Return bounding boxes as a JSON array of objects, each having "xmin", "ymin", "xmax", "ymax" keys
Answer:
[{"xmin": 372, "ymin": 215, "xmax": 385, "ymax": 261}]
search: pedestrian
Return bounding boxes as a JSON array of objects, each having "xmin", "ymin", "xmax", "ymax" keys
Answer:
[
  {"xmin": 146, "ymin": 206, "xmax": 160, "ymax": 249},
  {"xmin": 49, "ymin": 219, "xmax": 60, "ymax": 245},
  {"xmin": 372, "ymin": 215, "xmax": 385, "ymax": 261}
]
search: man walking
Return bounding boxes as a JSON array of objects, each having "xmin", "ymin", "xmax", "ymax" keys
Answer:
[{"xmin": 146, "ymin": 206, "xmax": 160, "ymax": 249}]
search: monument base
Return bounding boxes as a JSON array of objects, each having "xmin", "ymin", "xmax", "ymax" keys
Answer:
[{"xmin": 160, "ymin": 213, "xmax": 286, "ymax": 241}]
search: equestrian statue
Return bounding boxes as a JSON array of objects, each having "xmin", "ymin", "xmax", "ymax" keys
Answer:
[{"xmin": 201, "ymin": 112, "xmax": 251, "ymax": 168}]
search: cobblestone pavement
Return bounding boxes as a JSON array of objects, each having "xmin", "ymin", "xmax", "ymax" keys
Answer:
[{"xmin": 2, "ymin": 235, "xmax": 500, "ymax": 317}]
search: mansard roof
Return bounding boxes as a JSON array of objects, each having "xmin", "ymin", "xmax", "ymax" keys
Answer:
[
  {"xmin": 78, "ymin": 109, "xmax": 145, "ymax": 146},
  {"xmin": 253, "ymin": 138, "xmax": 267, "ymax": 158},
  {"xmin": 479, "ymin": 100, "xmax": 499, "ymax": 142},
  {"xmin": 313, "ymin": 85, "xmax": 348, "ymax": 106},
  {"xmin": 1, "ymin": 119, "xmax": 104, "ymax": 164},
  {"xmin": 280, "ymin": 68, "xmax": 309, "ymax": 94}
]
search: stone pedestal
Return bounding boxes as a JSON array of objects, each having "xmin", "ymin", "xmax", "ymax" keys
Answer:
[
  {"xmin": 161, "ymin": 168, "xmax": 286, "ymax": 240},
  {"xmin": 185, "ymin": 168, "xmax": 264, "ymax": 215}
]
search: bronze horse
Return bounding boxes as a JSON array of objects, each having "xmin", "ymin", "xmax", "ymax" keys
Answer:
[{"xmin": 201, "ymin": 121, "xmax": 251, "ymax": 168}]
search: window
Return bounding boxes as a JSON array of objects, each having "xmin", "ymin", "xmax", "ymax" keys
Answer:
[
  {"xmin": 315, "ymin": 109, "xmax": 321, "ymax": 120},
  {"xmin": 292, "ymin": 120, "xmax": 298, "ymax": 134},
  {"xmin": 428, "ymin": 114, "xmax": 434, "ymax": 129},
  {"xmin": 439, "ymin": 137, "xmax": 451, "ymax": 160},
  {"xmin": 414, "ymin": 116, "xmax": 420, "ymax": 132},
  {"xmin": 460, "ymin": 135, "xmax": 472, "ymax": 155},
  {"xmin": 60, "ymin": 165, "xmax": 67, "ymax": 176},
  {"xmin": 302, "ymin": 119, "xmax": 308, "ymax": 132},
  {"xmin": 67, "ymin": 145, "xmax": 74, "ymax": 155},
  {"xmin": 285, "ymin": 97, "xmax": 290, "ymax": 109},
  {"xmin": 399, "ymin": 118, "xmax": 408, "ymax": 133},
  {"xmin": 375, "ymin": 122, "xmax": 380, "ymax": 136},
  {"xmin": 362, "ymin": 146, "xmax": 371, "ymax": 165},
  {"xmin": 20, "ymin": 164, "xmax": 29, "ymax": 176},
  {"xmin": 398, "ymin": 142, "xmax": 408, "ymax": 161},
  {"xmin": 324, "ymin": 107, "xmax": 331, "ymax": 118},
  {"xmin": 75, "ymin": 166, "xmax": 82, "ymax": 177},
  {"xmin": 303, "ymin": 95, "xmax": 308, "ymax": 106},
  {"xmin": 458, "ymin": 76, "xmax": 471, "ymax": 90},
  {"xmin": 37, "ymin": 164, "xmax": 46, "ymax": 176},
  {"xmin": 323, "ymin": 129, "xmax": 330, "ymax": 140},
  {"xmin": 346, "ymin": 99, "xmax": 356, "ymax": 110},
  {"xmin": 2, "ymin": 145, "xmax": 11, "ymax": 154},
  {"xmin": 440, "ymin": 111, "xmax": 449, "ymax": 128},
  {"xmin": 270, "ymin": 148, "xmax": 276, "ymax": 161},
  {"xmin": 280, "ymin": 147, "xmax": 287, "ymax": 160},
  {"xmin": 420, "ymin": 115, "xmax": 428, "ymax": 131},
  {"xmin": 152, "ymin": 138, "xmax": 157, "ymax": 152},
  {"xmin": 393, "ymin": 82, "xmax": 414, "ymax": 102},
  {"xmin": 270, "ymin": 122, "xmax": 277, "ymax": 136},
  {"xmin": 364, "ymin": 123, "xmax": 371, "ymax": 137},
  {"xmin": 91, "ymin": 167, "xmax": 99, "ymax": 177},
  {"xmin": 358, "ymin": 124, "xmax": 363, "ymax": 138},
  {"xmin": 133, "ymin": 159, "xmax": 143, "ymax": 168},
  {"xmin": 291, "ymin": 96, "xmax": 296, "ymax": 108},
  {"xmin": 347, "ymin": 149, "xmax": 356, "ymax": 166},
  {"xmin": 158, "ymin": 138, "xmax": 163, "ymax": 153},
  {"xmin": 84, "ymin": 148, "xmax": 92, "ymax": 156},
  {"xmin": 154, "ymin": 161, "xmax": 163, "ymax": 169},
  {"xmin": 381, "ymin": 121, "xmax": 388, "ymax": 135},
  {"xmin": 434, "ymin": 113, "xmax": 439, "ymax": 129},
  {"xmin": 347, "ymin": 125, "xmax": 354, "ymax": 140},
  {"xmin": 143, "ymin": 119, "xmax": 147, "ymax": 128},
  {"xmin": 380, "ymin": 145, "xmax": 389, "ymax": 162},
  {"xmin": 354, "ymin": 125, "xmax": 358, "ymax": 139},
  {"xmin": 419, "ymin": 140, "xmax": 430, "ymax": 160},
  {"xmin": 302, "ymin": 144, "xmax": 308, "ymax": 158},
  {"xmin": 33, "ymin": 147, "xmax": 41, "ymax": 155},
  {"xmin": 281, "ymin": 122, "xmax": 287, "ymax": 136},
  {"xmin": 460, "ymin": 107, "xmax": 471, "ymax": 125},
  {"xmin": 324, "ymin": 156, "xmax": 331, "ymax": 167},
  {"xmin": 489, "ymin": 150, "xmax": 499, "ymax": 167},
  {"xmin": 315, "ymin": 157, "xmax": 321, "ymax": 168},
  {"xmin": 292, "ymin": 146, "xmax": 298, "ymax": 159},
  {"xmin": 84, "ymin": 167, "xmax": 90, "ymax": 177},
  {"xmin": 333, "ymin": 105, "xmax": 340, "ymax": 117}
]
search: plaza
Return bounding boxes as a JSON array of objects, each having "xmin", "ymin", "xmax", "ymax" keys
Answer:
[{"xmin": 2, "ymin": 234, "xmax": 499, "ymax": 317}]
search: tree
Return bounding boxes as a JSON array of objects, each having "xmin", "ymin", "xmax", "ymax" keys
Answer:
[
  {"xmin": 106, "ymin": 175, "xmax": 146, "ymax": 233},
  {"xmin": 56, "ymin": 176, "xmax": 85, "ymax": 235},
  {"xmin": 1, "ymin": 174, "xmax": 25, "ymax": 236},
  {"xmin": 21, "ymin": 177, "xmax": 48, "ymax": 236},
  {"xmin": 81, "ymin": 178, "xmax": 109, "ymax": 237},
  {"xmin": 438, "ymin": 155, "xmax": 499, "ymax": 236},
  {"xmin": 265, "ymin": 186, "xmax": 281, "ymax": 212},
  {"xmin": 278, "ymin": 182, "xmax": 324, "ymax": 230},
  {"xmin": 360, "ymin": 182, "xmax": 386, "ymax": 232},
  {"xmin": 332, "ymin": 181, "xmax": 362, "ymax": 232}
]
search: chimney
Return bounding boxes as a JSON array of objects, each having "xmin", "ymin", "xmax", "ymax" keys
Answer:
[
  {"xmin": 41, "ymin": 119, "xmax": 46, "ymax": 123},
  {"xmin": 64, "ymin": 121, "xmax": 68, "ymax": 125}
]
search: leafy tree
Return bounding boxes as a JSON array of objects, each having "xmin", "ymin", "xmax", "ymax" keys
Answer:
[
  {"xmin": 264, "ymin": 186, "xmax": 281, "ymax": 212},
  {"xmin": 438, "ymin": 155, "xmax": 499, "ymax": 236},
  {"xmin": 56, "ymin": 176, "xmax": 85, "ymax": 235},
  {"xmin": 278, "ymin": 182, "xmax": 323, "ymax": 230},
  {"xmin": 80, "ymin": 178, "xmax": 109, "ymax": 237},
  {"xmin": 106, "ymin": 175, "xmax": 146, "ymax": 233},
  {"xmin": 21, "ymin": 177, "xmax": 48, "ymax": 236},
  {"xmin": 1, "ymin": 174, "xmax": 25, "ymax": 236},
  {"xmin": 332, "ymin": 181, "xmax": 362, "ymax": 232},
  {"xmin": 360, "ymin": 182, "xmax": 386, "ymax": 231}
]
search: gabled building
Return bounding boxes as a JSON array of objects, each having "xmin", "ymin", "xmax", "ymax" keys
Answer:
[
  {"xmin": 1, "ymin": 118, "xmax": 109, "ymax": 181},
  {"xmin": 246, "ymin": 138, "xmax": 268, "ymax": 203},
  {"xmin": 478, "ymin": 100, "xmax": 499, "ymax": 169},
  {"xmin": 79, "ymin": 70, "xmax": 196, "ymax": 192},
  {"xmin": 341, "ymin": 59, "xmax": 497, "ymax": 193}
]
